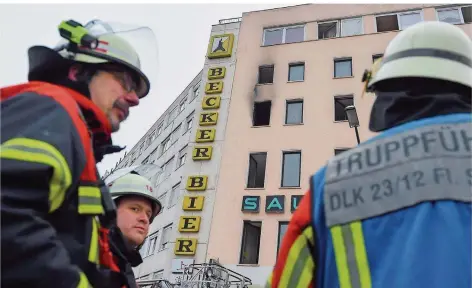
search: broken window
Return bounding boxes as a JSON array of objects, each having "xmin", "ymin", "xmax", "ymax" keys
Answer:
[
  {"xmin": 239, "ymin": 221, "xmax": 262, "ymax": 264},
  {"xmin": 285, "ymin": 100, "xmax": 303, "ymax": 124},
  {"xmin": 334, "ymin": 96, "xmax": 354, "ymax": 122},
  {"xmin": 247, "ymin": 152, "xmax": 267, "ymax": 188},
  {"xmin": 258, "ymin": 65, "xmax": 274, "ymax": 84},
  {"xmin": 372, "ymin": 54, "xmax": 383, "ymax": 63},
  {"xmin": 281, "ymin": 151, "xmax": 301, "ymax": 187},
  {"xmin": 437, "ymin": 6, "xmax": 472, "ymax": 24},
  {"xmin": 288, "ymin": 63, "xmax": 305, "ymax": 82},
  {"xmin": 334, "ymin": 148, "xmax": 349, "ymax": 155},
  {"xmin": 376, "ymin": 11, "xmax": 422, "ymax": 32},
  {"xmin": 334, "ymin": 58, "xmax": 352, "ymax": 78},
  {"xmin": 253, "ymin": 101, "xmax": 272, "ymax": 126}
]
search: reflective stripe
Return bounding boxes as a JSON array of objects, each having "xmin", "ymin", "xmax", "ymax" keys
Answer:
[
  {"xmin": 88, "ymin": 217, "xmax": 100, "ymax": 264},
  {"xmin": 265, "ymin": 272, "xmax": 273, "ymax": 288},
  {"xmin": 331, "ymin": 222, "xmax": 371, "ymax": 288},
  {"xmin": 78, "ymin": 186, "xmax": 104, "ymax": 215},
  {"xmin": 278, "ymin": 227, "xmax": 315, "ymax": 288},
  {"xmin": 0, "ymin": 137, "xmax": 72, "ymax": 212},
  {"xmin": 324, "ymin": 122, "xmax": 472, "ymax": 227},
  {"xmin": 77, "ymin": 271, "xmax": 91, "ymax": 288}
]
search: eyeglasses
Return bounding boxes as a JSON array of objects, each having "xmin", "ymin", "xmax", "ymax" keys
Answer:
[{"xmin": 99, "ymin": 65, "xmax": 139, "ymax": 93}]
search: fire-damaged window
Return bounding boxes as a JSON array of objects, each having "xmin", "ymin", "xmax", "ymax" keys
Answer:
[
  {"xmin": 253, "ymin": 101, "xmax": 272, "ymax": 126},
  {"xmin": 247, "ymin": 152, "xmax": 267, "ymax": 188},
  {"xmin": 239, "ymin": 221, "xmax": 262, "ymax": 264}
]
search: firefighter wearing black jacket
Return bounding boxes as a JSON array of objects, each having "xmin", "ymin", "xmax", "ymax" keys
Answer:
[{"xmin": 1, "ymin": 19, "xmax": 156, "ymax": 288}]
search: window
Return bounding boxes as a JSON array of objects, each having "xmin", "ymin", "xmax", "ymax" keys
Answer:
[
  {"xmin": 148, "ymin": 131, "xmax": 156, "ymax": 146},
  {"xmin": 145, "ymin": 232, "xmax": 159, "ymax": 257},
  {"xmin": 335, "ymin": 148, "xmax": 349, "ymax": 155},
  {"xmin": 239, "ymin": 221, "xmax": 262, "ymax": 264},
  {"xmin": 171, "ymin": 124, "xmax": 181, "ymax": 144},
  {"xmin": 139, "ymin": 142, "xmax": 145, "ymax": 154},
  {"xmin": 372, "ymin": 54, "xmax": 383, "ymax": 63},
  {"xmin": 177, "ymin": 147, "xmax": 187, "ymax": 168},
  {"xmin": 179, "ymin": 98, "xmax": 187, "ymax": 112},
  {"xmin": 334, "ymin": 58, "xmax": 352, "ymax": 78},
  {"xmin": 285, "ymin": 100, "xmax": 303, "ymax": 125},
  {"xmin": 168, "ymin": 107, "xmax": 177, "ymax": 123},
  {"xmin": 288, "ymin": 63, "xmax": 304, "ymax": 82},
  {"xmin": 318, "ymin": 17, "xmax": 363, "ymax": 39},
  {"xmin": 376, "ymin": 11, "xmax": 422, "ymax": 32},
  {"xmin": 168, "ymin": 182, "xmax": 180, "ymax": 207},
  {"xmin": 160, "ymin": 224, "xmax": 172, "ymax": 250},
  {"xmin": 153, "ymin": 270, "xmax": 164, "ymax": 280},
  {"xmin": 334, "ymin": 96, "xmax": 354, "ymax": 122},
  {"xmin": 258, "ymin": 65, "xmax": 274, "ymax": 84},
  {"xmin": 277, "ymin": 222, "xmax": 289, "ymax": 255},
  {"xmin": 158, "ymin": 158, "xmax": 173, "ymax": 183},
  {"xmin": 437, "ymin": 6, "xmax": 472, "ymax": 24},
  {"xmin": 142, "ymin": 156, "xmax": 150, "ymax": 164},
  {"xmin": 247, "ymin": 152, "xmax": 267, "ymax": 188},
  {"xmin": 252, "ymin": 101, "xmax": 272, "ymax": 126},
  {"xmin": 263, "ymin": 25, "xmax": 304, "ymax": 46},
  {"xmin": 161, "ymin": 137, "xmax": 171, "ymax": 154},
  {"xmin": 281, "ymin": 151, "xmax": 301, "ymax": 187},
  {"xmin": 139, "ymin": 238, "xmax": 148, "ymax": 257},
  {"xmin": 192, "ymin": 83, "xmax": 201, "ymax": 101},
  {"xmin": 157, "ymin": 123, "xmax": 163, "ymax": 136},
  {"xmin": 157, "ymin": 193, "xmax": 167, "ymax": 209}
]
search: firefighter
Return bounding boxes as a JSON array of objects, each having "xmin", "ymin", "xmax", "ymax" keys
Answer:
[
  {"xmin": 1, "ymin": 19, "xmax": 157, "ymax": 287},
  {"xmin": 106, "ymin": 172, "xmax": 163, "ymax": 287},
  {"xmin": 267, "ymin": 21, "xmax": 472, "ymax": 288}
]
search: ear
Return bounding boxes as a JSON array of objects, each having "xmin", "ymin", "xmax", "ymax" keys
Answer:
[{"xmin": 68, "ymin": 65, "xmax": 81, "ymax": 81}]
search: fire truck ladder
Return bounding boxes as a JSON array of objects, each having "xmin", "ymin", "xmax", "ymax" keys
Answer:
[
  {"xmin": 136, "ymin": 279, "xmax": 175, "ymax": 288},
  {"xmin": 178, "ymin": 260, "xmax": 253, "ymax": 288}
]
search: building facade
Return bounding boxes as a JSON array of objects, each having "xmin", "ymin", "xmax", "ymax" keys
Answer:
[
  {"xmin": 205, "ymin": 3, "xmax": 472, "ymax": 286},
  {"xmin": 103, "ymin": 17, "xmax": 243, "ymax": 283}
]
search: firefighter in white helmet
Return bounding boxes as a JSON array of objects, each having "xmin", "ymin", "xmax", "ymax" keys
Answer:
[
  {"xmin": 107, "ymin": 172, "xmax": 162, "ymax": 287},
  {"xmin": 268, "ymin": 21, "xmax": 471, "ymax": 288},
  {"xmin": 1, "ymin": 19, "xmax": 159, "ymax": 288}
]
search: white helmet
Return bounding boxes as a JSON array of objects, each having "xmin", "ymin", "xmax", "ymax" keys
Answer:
[
  {"xmin": 108, "ymin": 173, "xmax": 162, "ymax": 223},
  {"xmin": 28, "ymin": 19, "xmax": 155, "ymax": 98},
  {"xmin": 363, "ymin": 21, "xmax": 472, "ymax": 92}
]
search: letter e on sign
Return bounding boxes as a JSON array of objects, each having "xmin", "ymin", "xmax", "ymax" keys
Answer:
[
  {"xmin": 205, "ymin": 81, "xmax": 223, "ymax": 94},
  {"xmin": 174, "ymin": 238, "xmax": 198, "ymax": 256},
  {"xmin": 196, "ymin": 129, "xmax": 216, "ymax": 143},
  {"xmin": 178, "ymin": 216, "xmax": 201, "ymax": 232}
]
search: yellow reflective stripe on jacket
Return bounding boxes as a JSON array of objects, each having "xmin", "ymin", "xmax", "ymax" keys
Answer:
[
  {"xmin": 88, "ymin": 217, "xmax": 100, "ymax": 264},
  {"xmin": 331, "ymin": 221, "xmax": 372, "ymax": 288},
  {"xmin": 78, "ymin": 186, "xmax": 104, "ymax": 214},
  {"xmin": 77, "ymin": 271, "xmax": 91, "ymax": 288},
  {"xmin": 0, "ymin": 137, "xmax": 72, "ymax": 212},
  {"xmin": 265, "ymin": 272, "xmax": 273, "ymax": 288},
  {"xmin": 278, "ymin": 226, "xmax": 315, "ymax": 288}
]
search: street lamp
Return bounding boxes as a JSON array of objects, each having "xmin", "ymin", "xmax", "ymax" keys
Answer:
[{"xmin": 344, "ymin": 105, "xmax": 360, "ymax": 144}]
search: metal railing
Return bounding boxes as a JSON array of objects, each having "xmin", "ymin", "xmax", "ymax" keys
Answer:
[
  {"xmin": 179, "ymin": 261, "xmax": 253, "ymax": 288},
  {"xmin": 218, "ymin": 17, "xmax": 242, "ymax": 25}
]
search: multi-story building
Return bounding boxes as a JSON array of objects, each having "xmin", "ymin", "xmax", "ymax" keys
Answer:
[
  {"xmin": 103, "ymin": 3, "xmax": 471, "ymax": 286},
  {"xmin": 103, "ymin": 16, "xmax": 243, "ymax": 284},
  {"xmin": 205, "ymin": 3, "xmax": 472, "ymax": 286}
]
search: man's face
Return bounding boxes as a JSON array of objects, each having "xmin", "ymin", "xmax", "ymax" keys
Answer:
[
  {"xmin": 116, "ymin": 196, "xmax": 153, "ymax": 247},
  {"xmin": 88, "ymin": 65, "xmax": 140, "ymax": 132}
]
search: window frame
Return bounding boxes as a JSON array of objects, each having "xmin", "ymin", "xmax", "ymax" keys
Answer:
[
  {"xmin": 277, "ymin": 221, "xmax": 290, "ymax": 256},
  {"xmin": 280, "ymin": 150, "xmax": 302, "ymax": 188},
  {"xmin": 374, "ymin": 10, "xmax": 424, "ymax": 32},
  {"xmin": 436, "ymin": 5, "xmax": 472, "ymax": 25},
  {"xmin": 257, "ymin": 64, "xmax": 275, "ymax": 85},
  {"xmin": 287, "ymin": 62, "xmax": 305, "ymax": 82},
  {"xmin": 285, "ymin": 99, "xmax": 304, "ymax": 125},
  {"xmin": 333, "ymin": 95, "xmax": 354, "ymax": 122},
  {"xmin": 333, "ymin": 57, "xmax": 353, "ymax": 78},
  {"xmin": 262, "ymin": 24, "xmax": 306, "ymax": 46},
  {"xmin": 159, "ymin": 224, "xmax": 172, "ymax": 251},
  {"xmin": 238, "ymin": 220, "xmax": 262, "ymax": 264},
  {"xmin": 246, "ymin": 152, "xmax": 268, "ymax": 189},
  {"xmin": 317, "ymin": 17, "xmax": 364, "ymax": 39}
]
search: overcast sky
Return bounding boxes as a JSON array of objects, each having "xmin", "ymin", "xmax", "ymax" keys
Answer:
[{"xmin": 0, "ymin": 3, "xmax": 291, "ymax": 174}]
